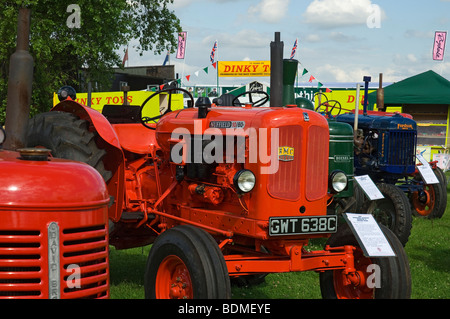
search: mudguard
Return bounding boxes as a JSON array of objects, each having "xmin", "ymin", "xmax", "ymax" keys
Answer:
[{"xmin": 52, "ymin": 99, "xmax": 126, "ymax": 222}]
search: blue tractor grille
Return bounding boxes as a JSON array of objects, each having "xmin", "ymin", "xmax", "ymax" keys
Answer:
[{"xmin": 380, "ymin": 130, "xmax": 417, "ymax": 174}]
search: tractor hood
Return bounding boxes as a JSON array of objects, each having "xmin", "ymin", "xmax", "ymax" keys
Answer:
[
  {"xmin": 155, "ymin": 106, "xmax": 329, "ymax": 153},
  {"xmin": 0, "ymin": 149, "xmax": 109, "ymax": 209},
  {"xmin": 335, "ymin": 113, "xmax": 417, "ymax": 131}
]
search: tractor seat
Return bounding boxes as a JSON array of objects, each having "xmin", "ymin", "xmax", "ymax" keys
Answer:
[
  {"xmin": 213, "ymin": 93, "xmax": 240, "ymax": 106},
  {"xmin": 112, "ymin": 123, "xmax": 160, "ymax": 154},
  {"xmin": 102, "ymin": 105, "xmax": 141, "ymax": 123}
]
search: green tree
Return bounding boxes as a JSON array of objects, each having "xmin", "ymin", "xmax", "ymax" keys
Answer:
[{"xmin": 0, "ymin": 0, "xmax": 182, "ymax": 124}]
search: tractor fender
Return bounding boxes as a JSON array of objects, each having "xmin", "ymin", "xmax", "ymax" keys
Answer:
[
  {"xmin": 52, "ymin": 99, "xmax": 121, "ymax": 149},
  {"xmin": 52, "ymin": 99, "xmax": 126, "ymax": 222}
]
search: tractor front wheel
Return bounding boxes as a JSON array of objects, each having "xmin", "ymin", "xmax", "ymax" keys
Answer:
[
  {"xmin": 361, "ymin": 183, "xmax": 412, "ymax": 246},
  {"xmin": 320, "ymin": 223, "xmax": 411, "ymax": 299},
  {"xmin": 410, "ymin": 168, "xmax": 447, "ymax": 219},
  {"xmin": 144, "ymin": 225, "xmax": 231, "ymax": 299}
]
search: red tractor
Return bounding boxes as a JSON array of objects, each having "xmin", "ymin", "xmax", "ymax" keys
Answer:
[
  {"xmin": 25, "ymin": 35, "xmax": 411, "ymax": 299},
  {"xmin": 25, "ymin": 88, "xmax": 410, "ymax": 299},
  {"xmin": 0, "ymin": 7, "xmax": 110, "ymax": 299},
  {"xmin": 0, "ymin": 140, "xmax": 110, "ymax": 299}
]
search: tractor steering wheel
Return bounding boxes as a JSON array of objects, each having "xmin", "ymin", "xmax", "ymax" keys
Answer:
[
  {"xmin": 315, "ymin": 100, "xmax": 342, "ymax": 116},
  {"xmin": 313, "ymin": 92, "xmax": 328, "ymax": 106},
  {"xmin": 139, "ymin": 87, "xmax": 194, "ymax": 130},
  {"xmin": 232, "ymin": 90, "xmax": 269, "ymax": 107}
]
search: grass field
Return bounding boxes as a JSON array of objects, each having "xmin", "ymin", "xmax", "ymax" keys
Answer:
[{"xmin": 109, "ymin": 193, "xmax": 450, "ymax": 299}]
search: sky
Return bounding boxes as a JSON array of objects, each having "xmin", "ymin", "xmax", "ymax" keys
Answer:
[{"xmin": 124, "ymin": 0, "xmax": 450, "ymax": 88}]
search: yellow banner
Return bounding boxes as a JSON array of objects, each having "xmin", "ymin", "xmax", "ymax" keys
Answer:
[
  {"xmin": 53, "ymin": 90, "xmax": 184, "ymax": 119},
  {"xmin": 218, "ymin": 61, "xmax": 270, "ymax": 77}
]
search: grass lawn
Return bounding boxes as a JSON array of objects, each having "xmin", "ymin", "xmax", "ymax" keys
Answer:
[{"xmin": 109, "ymin": 193, "xmax": 450, "ymax": 299}]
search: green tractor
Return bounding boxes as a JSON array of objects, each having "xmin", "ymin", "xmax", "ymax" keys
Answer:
[{"xmin": 284, "ymin": 60, "xmax": 411, "ymax": 246}]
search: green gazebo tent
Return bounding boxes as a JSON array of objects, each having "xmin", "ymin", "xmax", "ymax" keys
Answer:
[
  {"xmin": 369, "ymin": 70, "xmax": 450, "ymax": 108},
  {"xmin": 368, "ymin": 70, "xmax": 450, "ymax": 152}
]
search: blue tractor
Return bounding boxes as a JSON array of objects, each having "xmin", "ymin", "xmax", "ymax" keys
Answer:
[{"xmin": 317, "ymin": 77, "xmax": 447, "ymax": 246}]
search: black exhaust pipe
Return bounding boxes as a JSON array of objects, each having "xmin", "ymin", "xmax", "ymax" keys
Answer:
[
  {"xmin": 270, "ymin": 32, "xmax": 283, "ymax": 107},
  {"xmin": 3, "ymin": 8, "xmax": 34, "ymax": 151}
]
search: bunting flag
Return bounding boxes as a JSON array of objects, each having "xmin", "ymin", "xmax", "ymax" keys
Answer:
[
  {"xmin": 298, "ymin": 63, "xmax": 332, "ymax": 91},
  {"xmin": 179, "ymin": 61, "xmax": 217, "ymax": 86},
  {"xmin": 433, "ymin": 31, "xmax": 447, "ymax": 61},
  {"xmin": 176, "ymin": 32, "xmax": 187, "ymax": 59},
  {"xmin": 162, "ymin": 51, "xmax": 170, "ymax": 66},
  {"xmin": 210, "ymin": 40, "xmax": 218, "ymax": 63},
  {"xmin": 178, "ymin": 57, "xmax": 334, "ymax": 94},
  {"xmin": 122, "ymin": 47, "xmax": 128, "ymax": 66},
  {"xmin": 290, "ymin": 38, "xmax": 298, "ymax": 60}
]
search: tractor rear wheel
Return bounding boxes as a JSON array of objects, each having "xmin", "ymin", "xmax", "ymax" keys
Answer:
[
  {"xmin": 144, "ymin": 225, "xmax": 231, "ymax": 299},
  {"xmin": 26, "ymin": 111, "xmax": 112, "ymax": 182},
  {"xmin": 319, "ymin": 223, "xmax": 411, "ymax": 299},
  {"xmin": 361, "ymin": 183, "xmax": 412, "ymax": 246}
]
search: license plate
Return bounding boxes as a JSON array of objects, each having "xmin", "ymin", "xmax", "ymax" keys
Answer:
[{"xmin": 269, "ymin": 215, "xmax": 338, "ymax": 236}]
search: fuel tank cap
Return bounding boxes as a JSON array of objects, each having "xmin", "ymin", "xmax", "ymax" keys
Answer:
[{"xmin": 17, "ymin": 147, "xmax": 51, "ymax": 161}]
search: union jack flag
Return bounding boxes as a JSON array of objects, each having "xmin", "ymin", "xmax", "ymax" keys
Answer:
[
  {"xmin": 290, "ymin": 38, "xmax": 298, "ymax": 59},
  {"xmin": 210, "ymin": 40, "xmax": 218, "ymax": 63}
]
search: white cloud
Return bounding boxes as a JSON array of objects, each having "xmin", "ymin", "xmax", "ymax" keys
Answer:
[
  {"xmin": 248, "ymin": 0, "xmax": 290, "ymax": 24},
  {"xmin": 404, "ymin": 30, "xmax": 434, "ymax": 39},
  {"xmin": 406, "ymin": 54, "xmax": 418, "ymax": 63},
  {"xmin": 202, "ymin": 29, "xmax": 270, "ymax": 49},
  {"xmin": 171, "ymin": 0, "xmax": 241, "ymax": 9},
  {"xmin": 304, "ymin": 34, "xmax": 322, "ymax": 43},
  {"xmin": 393, "ymin": 53, "xmax": 420, "ymax": 65},
  {"xmin": 329, "ymin": 31, "xmax": 362, "ymax": 42},
  {"xmin": 303, "ymin": 0, "xmax": 386, "ymax": 29},
  {"xmin": 317, "ymin": 64, "xmax": 371, "ymax": 82}
]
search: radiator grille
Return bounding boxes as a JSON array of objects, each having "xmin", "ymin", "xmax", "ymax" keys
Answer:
[
  {"xmin": 0, "ymin": 223, "xmax": 109, "ymax": 299},
  {"xmin": 61, "ymin": 224, "xmax": 109, "ymax": 299},
  {"xmin": 0, "ymin": 230, "xmax": 43, "ymax": 298},
  {"xmin": 268, "ymin": 125, "xmax": 302, "ymax": 201},
  {"xmin": 306, "ymin": 125, "xmax": 329, "ymax": 201},
  {"xmin": 382, "ymin": 130, "xmax": 417, "ymax": 174}
]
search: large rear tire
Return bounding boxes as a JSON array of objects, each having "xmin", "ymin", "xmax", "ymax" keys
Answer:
[
  {"xmin": 320, "ymin": 223, "xmax": 411, "ymax": 299},
  {"xmin": 26, "ymin": 111, "xmax": 112, "ymax": 182},
  {"xmin": 361, "ymin": 183, "xmax": 412, "ymax": 246},
  {"xmin": 144, "ymin": 225, "xmax": 231, "ymax": 299}
]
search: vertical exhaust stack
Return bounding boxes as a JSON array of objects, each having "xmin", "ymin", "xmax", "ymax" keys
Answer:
[
  {"xmin": 282, "ymin": 58, "xmax": 298, "ymax": 106},
  {"xmin": 377, "ymin": 73, "xmax": 385, "ymax": 111},
  {"xmin": 3, "ymin": 8, "xmax": 34, "ymax": 151},
  {"xmin": 270, "ymin": 32, "xmax": 283, "ymax": 107},
  {"xmin": 362, "ymin": 76, "xmax": 371, "ymax": 116}
]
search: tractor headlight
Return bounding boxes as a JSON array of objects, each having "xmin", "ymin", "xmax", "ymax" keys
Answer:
[
  {"xmin": 329, "ymin": 170, "xmax": 348, "ymax": 193},
  {"xmin": 233, "ymin": 170, "xmax": 256, "ymax": 193}
]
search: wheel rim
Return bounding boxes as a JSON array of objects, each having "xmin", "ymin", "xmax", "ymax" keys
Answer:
[
  {"xmin": 155, "ymin": 255, "xmax": 193, "ymax": 299},
  {"xmin": 412, "ymin": 186, "xmax": 435, "ymax": 216},
  {"xmin": 367, "ymin": 200, "xmax": 395, "ymax": 229},
  {"xmin": 333, "ymin": 249, "xmax": 374, "ymax": 299}
]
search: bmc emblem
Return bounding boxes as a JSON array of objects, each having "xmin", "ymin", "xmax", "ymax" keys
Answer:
[{"xmin": 278, "ymin": 146, "xmax": 294, "ymax": 161}]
